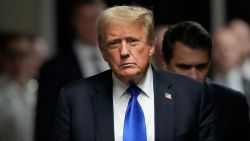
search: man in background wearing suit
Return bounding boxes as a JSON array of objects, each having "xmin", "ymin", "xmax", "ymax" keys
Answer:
[
  {"xmin": 35, "ymin": 1, "xmax": 109, "ymax": 141},
  {"xmin": 52, "ymin": 5, "xmax": 215, "ymax": 141},
  {"xmin": 162, "ymin": 21, "xmax": 250, "ymax": 141}
]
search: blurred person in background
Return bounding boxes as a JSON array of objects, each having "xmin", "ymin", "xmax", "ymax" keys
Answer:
[
  {"xmin": 211, "ymin": 26, "xmax": 250, "ymax": 105},
  {"xmin": 162, "ymin": 21, "xmax": 250, "ymax": 141},
  {"xmin": 151, "ymin": 25, "xmax": 168, "ymax": 70},
  {"xmin": 35, "ymin": 0, "xmax": 108, "ymax": 140},
  {"xmin": 228, "ymin": 19, "xmax": 250, "ymax": 107},
  {"xmin": 32, "ymin": 37, "xmax": 49, "ymax": 78},
  {"xmin": 70, "ymin": 0, "xmax": 109, "ymax": 77},
  {"xmin": 162, "ymin": 21, "xmax": 211, "ymax": 81},
  {"xmin": 0, "ymin": 32, "xmax": 47, "ymax": 141},
  {"xmin": 229, "ymin": 19, "xmax": 250, "ymax": 79}
]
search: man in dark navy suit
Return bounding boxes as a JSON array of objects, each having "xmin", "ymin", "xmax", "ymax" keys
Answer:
[
  {"xmin": 162, "ymin": 20, "xmax": 250, "ymax": 141},
  {"xmin": 52, "ymin": 6, "xmax": 215, "ymax": 141}
]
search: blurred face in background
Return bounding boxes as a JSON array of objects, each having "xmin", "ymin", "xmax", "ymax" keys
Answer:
[
  {"xmin": 152, "ymin": 26, "xmax": 168, "ymax": 70},
  {"xmin": 2, "ymin": 37, "xmax": 34, "ymax": 79},
  {"xmin": 73, "ymin": 2, "xmax": 104, "ymax": 46},
  {"xmin": 166, "ymin": 41, "xmax": 210, "ymax": 81},
  {"xmin": 212, "ymin": 28, "xmax": 243, "ymax": 73},
  {"xmin": 229, "ymin": 19, "xmax": 250, "ymax": 57}
]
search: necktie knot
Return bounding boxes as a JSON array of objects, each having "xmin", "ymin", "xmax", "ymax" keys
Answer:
[{"xmin": 127, "ymin": 85, "xmax": 141, "ymax": 97}]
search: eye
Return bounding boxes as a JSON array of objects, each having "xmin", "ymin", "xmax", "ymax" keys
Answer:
[
  {"xmin": 107, "ymin": 40, "xmax": 120, "ymax": 48},
  {"xmin": 196, "ymin": 63, "xmax": 209, "ymax": 70},
  {"xmin": 127, "ymin": 38, "xmax": 139, "ymax": 46},
  {"xmin": 176, "ymin": 64, "xmax": 192, "ymax": 70}
]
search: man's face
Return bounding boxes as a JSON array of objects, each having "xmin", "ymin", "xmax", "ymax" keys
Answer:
[
  {"xmin": 166, "ymin": 41, "xmax": 210, "ymax": 81},
  {"xmin": 73, "ymin": 3, "xmax": 103, "ymax": 46},
  {"xmin": 3, "ymin": 37, "xmax": 35, "ymax": 78},
  {"xmin": 99, "ymin": 21, "xmax": 155, "ymax": 84},
  {"xmin": 212, "ymin": 30, "xmax": 242, "ymax": 73}
]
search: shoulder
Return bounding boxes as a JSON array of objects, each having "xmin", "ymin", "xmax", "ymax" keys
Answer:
[
  {"xmin": 154, "ymin": 69, "xmax": 203, "ymax": 89},
  {"xmin": 154, "ymin": 69, "xmax": 205, "ymax": 104},
  {"xmin": 206, "ymin": 80, "xmax": 249, "ymax": 109},
  {"xmin": 207, "ymin": 81, "xmax": 246, "ymax": 101},
  {"xmin": 60, "ymin": 70, "xmax": 112, "ymax": 97}
]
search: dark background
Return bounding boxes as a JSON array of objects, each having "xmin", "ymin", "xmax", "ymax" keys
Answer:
[{"xmin": 55, "ymin": 0, "xmax": 250, "ymax": 54}]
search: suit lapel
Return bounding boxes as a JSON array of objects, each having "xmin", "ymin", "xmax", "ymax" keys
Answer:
[
  {"xmin": 154, "ymin": 70, "xmax": 175, "ymax": 141},
  {"xmin": 91, "ymin": 71, "xmax": 114, "ymax": 141},
  {"xmin": 91, "ymin": 69, "xmax": 176, "ymax": 141}
]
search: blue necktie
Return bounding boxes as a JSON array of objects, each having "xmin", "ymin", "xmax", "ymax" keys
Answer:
[{"xmin": 123, "ymin": 85, "xmax": 147, "ymax": 141}]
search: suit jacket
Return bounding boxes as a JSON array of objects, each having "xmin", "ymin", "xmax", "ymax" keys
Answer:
[
  {"xmin": 52, "ymin": 69, "xmax": 215, "ymax": 141},
  {"xmin": 35, "ymin": 48, "xmax": 83, "ymax": 141},
  {"xmin": 205, "ymin": 81, "xmax": 250, "ymax": 141},
  {"xmin": 243, "ymin": 78, "xmax": 250, "ymax": 112}
]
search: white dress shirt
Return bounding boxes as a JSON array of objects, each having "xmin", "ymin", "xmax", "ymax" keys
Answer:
[
  {"xmin": 213, "ymin": 68, "xmax": 244, "ymax": 93},
  {"xmin": 0, "ymin": 73, "xmax": 37, "ymax": 141},
  {"xmin": 73, "ymin": 40, "xmax": 109, "ymax": 77},
  {"xmin": 242, "ymin": 57, "xmax": 250, "ymax": 81},
  {"xmin": 113, "ymin": 66, "xmax": 155, "ymax": 141}
]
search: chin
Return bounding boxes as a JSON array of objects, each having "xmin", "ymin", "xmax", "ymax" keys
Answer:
[
  {"xmin": 121, "ymin": 69, "xmax": 142, "ymax": 79},
  {"xmin": 121, "ymin": 68, "xmax": 140, "ymax": 76}
]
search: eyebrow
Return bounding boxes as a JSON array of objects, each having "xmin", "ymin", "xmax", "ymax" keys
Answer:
[{"xmin": 176, "ymin": 62, "xmax": 209, "ymax": 67}]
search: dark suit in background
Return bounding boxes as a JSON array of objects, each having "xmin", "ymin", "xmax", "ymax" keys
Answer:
[
  {"xmin": 35, "ymin": 1, "xmax": 107, "ymax": 140},
  {"xmin": 52, "ymin": 69, "xmax": 215, "ymax": 141},
  {"xmin": 35, "ymin": 49, "xmax": 83, "ymax": 141},
  {"xmin": 161, "ymin": 21, "xmax": 250, "ymax": 141},
  {"xmin": 206, "ymin": 81, "xmax": 250, "ymax": 141}
]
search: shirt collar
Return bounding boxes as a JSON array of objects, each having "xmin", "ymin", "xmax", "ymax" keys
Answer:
[{"xmin": 112, "ymin": 65, "xmax": 154, "ymax": 100}]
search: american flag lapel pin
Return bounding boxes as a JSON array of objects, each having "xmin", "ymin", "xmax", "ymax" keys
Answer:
[{"xmin": 165, "ymin": 92, "xmax": 172, "ymax": 100}]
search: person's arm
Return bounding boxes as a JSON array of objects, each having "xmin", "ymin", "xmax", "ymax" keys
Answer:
[{"xmin": 51, "ymin": 88, "xmax": 71, "ymax": 141}]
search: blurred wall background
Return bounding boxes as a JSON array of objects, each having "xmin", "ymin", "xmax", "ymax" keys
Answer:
[
  {"xmin": 0, "ymin": 0, "xmax": 249, "ymax": 58},
  {"xmin": 0, "ymin": 0, "xmax": 39, "ymax": 33},
  {"xmin": 0, "ymin": 0, "xmax": 56, "ymax": 58}
]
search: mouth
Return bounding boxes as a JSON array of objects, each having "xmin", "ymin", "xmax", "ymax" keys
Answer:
[{"xmin": 120, "ymin": 63, "xmax": 134, "ymax": 68}]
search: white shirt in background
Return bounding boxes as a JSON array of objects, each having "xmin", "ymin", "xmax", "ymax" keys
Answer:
[
  {"xmin": 74, "ymin": 40, "xmax": 109, "ymax": 78},
  {"xmin": 213, "ymin": 68, "xmax": 244, "ymax": 93},
  {"xmin": 0, "ymin": 73, "xmax": 37, "ymax": 141}
]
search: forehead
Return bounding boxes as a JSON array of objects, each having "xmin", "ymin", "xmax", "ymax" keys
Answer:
[
  {"xmin": 104, "ymin": 21, "xmax": 146, "ymax": 39},
  {"xmin": 172, "ymin": 41, "xmax": 209, "ymax": 64},
  {"xmin": 75, "ymin": 3, "xmax": 103, "ymax": 18}
]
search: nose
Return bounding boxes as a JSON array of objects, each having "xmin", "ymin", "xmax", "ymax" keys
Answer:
[
  {"xmin": 187, "ymin": 68, "xmax": 198, "ymax": 80},
  {"xmin": 120, "ymin": 41, "xmax": 130, "ymax": 58}
]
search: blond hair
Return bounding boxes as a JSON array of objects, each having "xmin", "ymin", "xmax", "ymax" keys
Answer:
[{"xmin": 97, "ymin": 5, "xmax": 155, "ymax": 44}]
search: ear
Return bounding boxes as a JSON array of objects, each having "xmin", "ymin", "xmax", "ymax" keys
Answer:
[
  {"xmin": 165, "ymin": 63, "xmax": 169, "ymax": 69},
  {"xmin": 149, "ymin": 39, "xmax": 156, "ymax": 56},
  {"xmin": 165, "ymin": 61, "xmax": 173, "ymax": 70}
]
